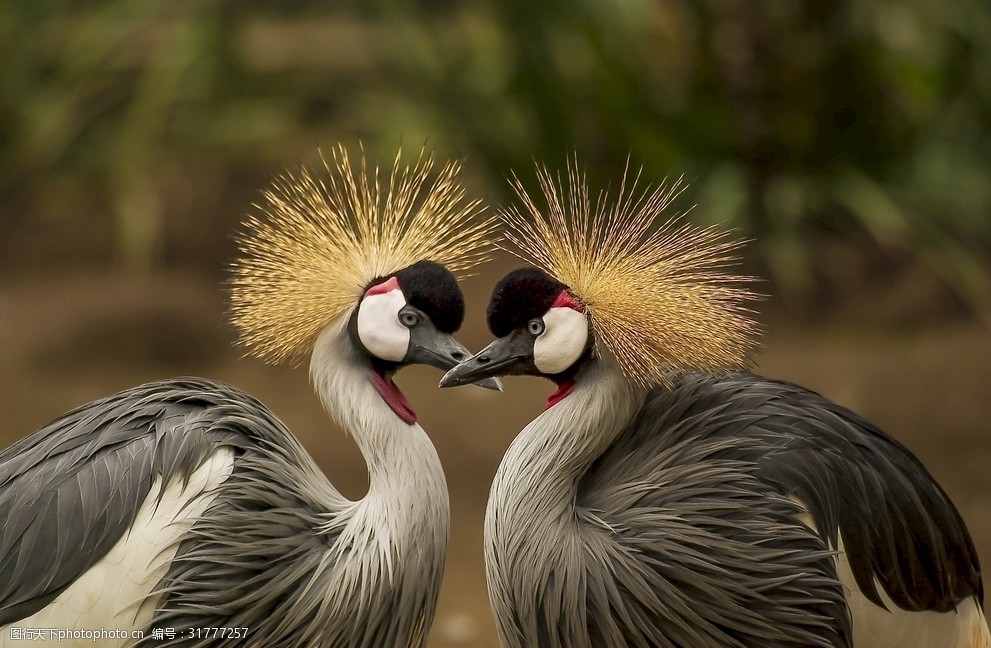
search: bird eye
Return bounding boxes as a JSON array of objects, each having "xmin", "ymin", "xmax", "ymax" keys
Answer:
[
  {"xmin": 400, "ymin": 311, "xmax": 421, "ymax": 328},
  {"xmin": 527, "ymin": 318, "xmax": 545, "ymax": 335}
]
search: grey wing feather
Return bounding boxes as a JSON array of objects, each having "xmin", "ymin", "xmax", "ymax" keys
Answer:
[
  {"xmin": 650, "ymin": 373, "xmax": 982, "ymax": 612},
  {"xmin": 0, "ymin": 377, "xmax": 368, "ymax": 647},
  {"xmin": 578, "ymin": 396, "xmax": 851, "ymax": 648},
  {"xmin": 727, "ymin": 374, "xmax": 983, "ymax": 612},
  {"xmin": 0, "ymin": 378, "xmax": 252, "ymax": 624},
  {"xmin": 133, "ymin": 388, "xmax": 361, "ymax": 647},
  {"xmin": 575, "ymin": 371, "xmax": 982, "ymax": 646}
]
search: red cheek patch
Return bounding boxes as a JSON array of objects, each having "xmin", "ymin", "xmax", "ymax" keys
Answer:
[
  {"xmin": 551, "ymin": 290, "xmax": 582, "ymax": 311},
  {"xmin": 365, "ymin": 276, "xmax": 400, "ymax": 296}
]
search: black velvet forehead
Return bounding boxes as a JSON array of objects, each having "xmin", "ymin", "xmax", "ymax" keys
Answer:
[
  {"xmin": 487, "ymin": 267, "xmax": 569, "ymax": 337},
  {"xmin": 392, "ymin": 260, "xmax": 465, "ymax": 333}
]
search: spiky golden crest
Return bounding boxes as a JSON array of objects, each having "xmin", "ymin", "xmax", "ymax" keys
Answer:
[
  {"xmin": 230, "ymin": 145, "xmax": 494, "ymax": 365},
  {"xmin": 501, "ymin": 160, "xmax": 760, "ymax": 387}
]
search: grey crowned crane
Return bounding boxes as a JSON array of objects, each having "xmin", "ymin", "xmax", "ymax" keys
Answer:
[
  {"xmin": 441, "ymin": 162, "xmax": 990, "ymax": 648},
  {"xmin": 0, "ymin": 146, "xmax": 497, "ymax": 647}
]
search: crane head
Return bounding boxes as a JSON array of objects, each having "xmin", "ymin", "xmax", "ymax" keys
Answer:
[
  {"xmin": 440, "ymin": 267, "xmax": 591, "ymax": 389},
  {"xmin": 351, "ymin": 259, "xmax": 501, "ymax": 422},
  {"xmin": 351, "ymin": 259, "xmax": 479, "ymax": 371},
  {"xmin": 443, "ymin": 157, "xmax": 761, "ymax": 392},
  {"xmin": 228, "ymin": 144, "xmax": 495, "ymax": 367}
]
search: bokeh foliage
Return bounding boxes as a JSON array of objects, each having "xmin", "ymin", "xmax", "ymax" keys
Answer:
[{"xmin": 2, "ymin": 0, "xmax": 989, "ymax": 318}]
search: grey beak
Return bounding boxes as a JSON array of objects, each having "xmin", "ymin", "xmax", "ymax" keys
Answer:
[
  {"xmin": 405, "ymin": 328, "xmax": 503, "ymax": 391},
  {"xmin": 440, "ymin": 334, "xmax": 533, "ymax": 388},
  {"xmin": 475, "ymin": 376, "xmax": 504, "ymax": 391}
]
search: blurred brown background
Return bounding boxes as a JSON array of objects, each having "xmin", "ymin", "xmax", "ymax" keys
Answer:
[{"xmin": 1, "ymin": 2, "xmax": 990, "ymax": 646}]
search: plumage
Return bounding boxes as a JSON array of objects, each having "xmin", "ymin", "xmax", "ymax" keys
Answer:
[
  {"xmin": 230, "ymin": 144, "xmax": 493, "ymax": 364},
  {"xmin": 1, "ymin": 145, "xmax": 495, "ymax": 646},
  {"xmin": 441, "ymin": 160, "xmax": 989, "ymax": 647},
  {"xmin": 500, "ymin": 158, "xmax": 759, "ymax": 386}
]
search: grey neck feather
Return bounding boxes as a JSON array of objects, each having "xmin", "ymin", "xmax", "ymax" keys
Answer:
[
  {"xmin": 148, "ymin": 315, "xmax": 449, "ymax": 648},
  {"xmin": 484, "ymin": 356, "xmax": 644, "ymax": 648},
  {"xmin": 307, "ymin": 317, "xmax": 450, "ymax": 644},
  {"xmin": 310, "ymin": 317, "xmax": 448, "ymax": 520},
  {"xmin": 488, "ymin": 356, "xmax": 643, "ymax": 519}
]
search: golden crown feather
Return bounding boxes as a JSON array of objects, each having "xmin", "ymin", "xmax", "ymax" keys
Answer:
[
  {"xmin": 229, "ymin": 144, "xmax": 495, "ymax": 365},
  {"xmin": 500, "ymin": 158, "xmax": 760, "ymax": 387}
]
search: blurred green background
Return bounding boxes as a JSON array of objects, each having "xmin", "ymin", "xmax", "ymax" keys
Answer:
[
  {"xmin": 3, "ymin": 0, "xmax": 990, "ymax": 311},
  {"xmin": 1, "ymin": 2, "xmax": 990, "ymax": 646}
]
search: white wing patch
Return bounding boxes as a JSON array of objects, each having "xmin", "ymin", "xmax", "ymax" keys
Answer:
[
  {"xmin": 2, "ymin": 449, "xmax": 235, "ymax": 647},
  {"xmin": 790, "ymin": 496, "xmax": 991, "ymax": 648},
  {"xmin": 533, "ymin": 307, "xmax": 588, "ymax": 375},
  {"xmin": 356, "ymin": 289, "xmax": 410, "ymax": 363},
  {"xmin": 836, "ymin": 534, "xmax": 990, "ymax": 648}
]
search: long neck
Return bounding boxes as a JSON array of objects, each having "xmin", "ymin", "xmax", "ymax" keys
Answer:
[
  {"xmin": 489, "ymin": 357, "xmax": 645, "ymax": 524},
  {"xmin": 484, "ymin": 358, "xmax": 644, "ymax": 647},
  {"xmin": 309, "ymin": 319, "xmax": 449, "ymax": 560}
]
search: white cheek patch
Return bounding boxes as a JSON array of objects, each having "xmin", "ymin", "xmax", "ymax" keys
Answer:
[
  {"xmin": 356, "ymin": 288, "xmax": 410, "ymax": 362},
  {"xmin": 533, "ymin": 307, "xmax": 588, "ymax": 374}
]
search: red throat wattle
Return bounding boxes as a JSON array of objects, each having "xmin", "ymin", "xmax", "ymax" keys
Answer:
[
  {"xmin": 546, "ymin": 379, "xmax": 575, "ymax": 409},
  {"xmin": 370, "ymin": 371, "xmax": 417, "ymax": 424}
]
